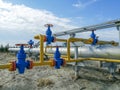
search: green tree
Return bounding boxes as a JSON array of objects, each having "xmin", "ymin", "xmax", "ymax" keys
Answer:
[
  {"xmin": 0, "ymin": 45, "xmax": 4, "ymax": 52},
  {"xmin": 4, "ymin": 44, "xmax": 9, "ymax": 52}
]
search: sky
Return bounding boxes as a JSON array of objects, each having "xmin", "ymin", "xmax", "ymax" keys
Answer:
[{"xmin": 0, "ymin": 0, "xmax": 120, "ymax": 45}]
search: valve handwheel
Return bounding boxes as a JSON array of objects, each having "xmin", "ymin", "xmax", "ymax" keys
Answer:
[
  {"xmin": 15, "ymin": 44, "xmax": 28, "ymax": 47},
  {"xmin": 44, "ymin": 24, "xmax": 53, "ymax": 27}
]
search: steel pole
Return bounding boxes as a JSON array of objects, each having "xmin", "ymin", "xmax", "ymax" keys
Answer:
[{"xmin": 119, "ymin": 26, "xmax": 120, "ymax": 46}]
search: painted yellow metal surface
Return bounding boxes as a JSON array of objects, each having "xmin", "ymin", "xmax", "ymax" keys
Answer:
[
  {"xmin": 55, "ymin": 38, "xmax": 67, "ymax": 42},
  {"xmin": 33, "ymin": 61, "xmax": 52, "ymax": 66},
  {"xmin": 0, "ymin": 63, "xmax": 11, "ymax": 69},
  {"xmin": 39, "ymin": 35, "xmax": 44, "ymax": 63}
]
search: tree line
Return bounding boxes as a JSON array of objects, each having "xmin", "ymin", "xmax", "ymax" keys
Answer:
[{"xmin": 0, "ymin": 44, "xmax": 9, "ymax": 52}]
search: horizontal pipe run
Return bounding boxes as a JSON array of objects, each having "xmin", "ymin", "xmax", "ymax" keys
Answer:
[
  {"xmin": 69, "ymin": 38, "xmax": 85, "ymax": 42},
  {"xmin": 64, "ymin": 57, "xmax": 120, "ymax": 63},
  {"xmin": 65, "ymin": 59, "xmax": 84, "ymax": 63},
  {"xmin": 33, "ymin": 61, "xmax": 52, "ymax": 66},
  {"xmin": 0, "ymin": 63, "xmax": 11, "ymax": 69},
  {"xmin": 55, "ymin": 38, "xmax": 67, "ymax": 42},
  {"xmin": 46, "ymin": 54, "xmax": 68, "ymax": 58},
  {"xmin": 0, "ymin": 57, "xmax": 120, "ymax": 70},
  {"xmin": 86, "ymin": 58, "xmax": 120, "ymax": 63},
  {"xmin": 34, "ymin": 35, "xmax": 40, "ymax": 39}
]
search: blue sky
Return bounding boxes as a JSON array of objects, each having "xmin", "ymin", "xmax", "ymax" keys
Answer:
[{"xmin": 0, "ymin": 0, "xmax": 120, "ymax": 45}]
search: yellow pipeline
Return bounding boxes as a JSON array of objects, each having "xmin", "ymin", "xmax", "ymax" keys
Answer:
[
  {"xmin": 68, "ymin": 38, "xmax": 84, "ymax": 42},
  {"xmin": 35, "ymin": 34, "xmax": 118, "ymax": 46},
  {"xmin": 67, "ymin": 38, "xmax": 70, "ymax": 61},
  {"xmin": 46, "ymin": 53, "xmax": 68, "ymax": 58},
  {"xmin": 86, "ymin": 58, "xmax": 120, "ymax": 63},
  {"xmin": 33, "ymin": 61, "xmax": 52, "ymax": 66},
  {"xmin": 34, "ymin": 35, "xmax": 40, "ymax": 40},
  {"xmin": 66, "ymin": 37, "xmax": 118, "ymax": 46},
  {"xmin": 1, "ymin": 58, "xmax": 120, "ymax": 70},
  {"xmin": 63, "ymin": 57, "xmax": 120, "ymax": 63},
  {"xmin": 39, "ymin": 35, "xmax": 44, "ymax": 63},
  {"xmin": 67, "ymin": 38, "xmax": 85, "ymax": 61},
  {"xmin": 55, "ymin": 38, "xmax": 67, "ymax": 42},
  {"xmin": 0, "ymin": 63, "xmax": 11, "ymax": 69}
]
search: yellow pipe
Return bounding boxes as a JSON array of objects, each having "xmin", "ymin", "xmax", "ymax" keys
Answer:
[
  {"xmin": 67, "ymin": 38, "xmax": 70, "ymax": 61},
  {"xmin": 46, "ymin": 54, "xmax": 68, "ymax": 58},
  {"xmin": 69, "ymin": 38, "xmax": 84, "ymax": 42},
  {"xmin": 65, "ymin": 37, "xmax": 118, "ymax": 46},
  {"xmin": 55, "ymin": 38, "xmax": 67, "ymax": 42},
  {"xmin": 34, "ymin": 34, "xmax": 118, "ymax": 45},
  {"xmin": 0, "ymin": 63, "xmax": 11, "ymax": 69},
  {"xmin": 63, "ymin": 57, "xmax": 120, "ymax": 63},
  {"xmin": 45, "ymin": 46, "xmax": 58, "ymax": 48},
  {"xmin": 33, "ymin": 61, "xmax": 52, "ymax": 66},
  {"xmin": 1, "ymin": 57, "xmax": 120, "ymax": 70},
  {"xmin": 86, "ymin": 58, "xmax": 120, "ymax": 63},
  {"xmin": 34, "ymin": 35, "xmax": 40, "ymax": 39},
  {"xmin": 40, "ymin": 35, "xmax": 44, "ymax": 63},
  {"xmin": 67, "ymin": 38, "xmax": 83, "ymax": 61},
  {"xmin": 65, "ymin": 59, "xmax": 84, "ymax": 62}
]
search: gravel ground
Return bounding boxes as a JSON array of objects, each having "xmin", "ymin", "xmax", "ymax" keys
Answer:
[{"xmin": 0, "ymin": 53, "xmax": 120, "ymax": 90}]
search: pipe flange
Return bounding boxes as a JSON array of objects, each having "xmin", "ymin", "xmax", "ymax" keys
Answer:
[
  {"xmin": 88, "ymin": 38, "xmax": 93, "ymax": 43},
  {"xmin": 62, "ymin": 59, "xmax": 66, "ymax": 66},
  {"xmin": 43, "ymin": 35, "xmax": 47, "ymax": 42},
  {"xmin": 9, "ymin": 61, "xmax": 16, "ymax": 71},
  {"xmin": 50, "ymin": 59, "xmax": 56, "ymax": 67},
  {"xmin": 28, "ymin": 60, "xmax": 33, "ymax": 69}
]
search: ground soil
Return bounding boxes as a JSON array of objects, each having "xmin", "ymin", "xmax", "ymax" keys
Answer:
[{"xmin": 0, "ymin": 53, "xmax": 120, "ymax": 90}]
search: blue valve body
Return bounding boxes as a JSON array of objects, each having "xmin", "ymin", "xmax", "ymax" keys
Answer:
[
  {"xmin": 16, "ymin": 45, "xmax": 31, "ymax": 74},
  {"xmin": 54, "ymin": 47, "xmax": 64, "ymax": 69},
  {"xmin": 90, "ymin": 31, "xmax": 98, "ymax": 45},
  {"xmin": 28, "ymin": 40, "xmax": 34, "ymax": 47},
  {"xmin": 46, "ymin": 26, "xmax": 54, "ymax": 45}
]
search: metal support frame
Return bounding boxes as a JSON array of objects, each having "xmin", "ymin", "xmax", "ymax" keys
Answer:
[
  {"xmin": 54, "ymin": 19, "xmax": 120, "ymax": 37},
  {"xmin": 101, "ymin": 62, "xmax": 117, "ymax": 79},
  {"xmin": 74, "ymin": 46, "xmax": 79, "ymax": 78},
  {"xmin": 117, "ymin": 26, "xmax": 120, "ymax": 46},
  {"xmin": 69, "ymin": 34, "xmax": 80, "ymax": 78},
  {"xmin": 119, "ymin": 27, "xmax": 120, "ymax": 46}
]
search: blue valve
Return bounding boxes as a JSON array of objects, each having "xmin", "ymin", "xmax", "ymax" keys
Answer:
[
  {"xmin": 54, "ymin": 47, "xmax": 64, "ymax": 69},
  {"xmin": 28, "ymin": 40, "xmax": 34, "ymax": 48},
  {"xmin": 16, "ymin": 45, "xmax": 33, "ymax": 74},
  {"xmin": 90, "ymin": 30, "xmax": 98, "ymax": 45},
  {"xmin": 45, "ymin": 24, "xmax": 55, "ymax": 45}
]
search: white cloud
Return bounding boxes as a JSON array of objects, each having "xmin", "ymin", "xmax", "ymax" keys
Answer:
[
  {"xmin": 0, "ymin": 1, "xmax": 74, "ymax": 31},
  {"xmin": 72, "ymin": 0, "xmax": 98, "ymax": 8},
  {"xmin": 0, "ymin": 0, "xmax": 76, "ymax": 45},
  {"xmin": 0, "ymin": 0, "xmax": 119, "ymax": 46}
]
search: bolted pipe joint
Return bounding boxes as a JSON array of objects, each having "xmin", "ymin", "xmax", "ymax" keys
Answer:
[
  {"xmin": 90, "ymin": 30, "xmax": 98, "ymax": 45},
  {"xmin": 9, "ymin": 61, "xmax": 16, "ymax": 71},
  {"xmin": 54, "ymin": 47, "xmax": 65, "ymax": 69},
  {"xmin": 11, "ymin": 45, "xmax": 34, "ymax": 74},
  {"xmin": 44, "ymin": 24, "xmax": 55, "ymax": 45},
  {"xmin": 28, "ymin": 40, "xmax": 34, "ymax": 48}
]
